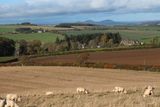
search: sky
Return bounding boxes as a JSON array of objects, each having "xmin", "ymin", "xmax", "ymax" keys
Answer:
[{"xmin": 1, "ymin": 0, "xmax": 160, "ymax": 24}]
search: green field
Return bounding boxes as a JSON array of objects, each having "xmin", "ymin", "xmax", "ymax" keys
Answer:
[
  {"xmin": 0, "ymin": 25, "xmax": 64, "ymax": 43},
  {"xmin": 0, "ymin": 32, "xmax": 63, "ymax": 43},
  {"xmin": 0, "ymin": 25, "xmax": 160, "ymax": 44},
  {"xmin": 62, "ymin": 27, "xmax": 160, "ymax": 44},
  {"xmin": 0, "ymin": 26, "xmax": 15, "ymax": 33}
]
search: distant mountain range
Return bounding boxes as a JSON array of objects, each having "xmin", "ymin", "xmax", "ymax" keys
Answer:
[
  {"xmin": 84, "ymin": 20, "xmax": 124, "ymax": 26},
  {"xmin": 54, "ymin": 20, "xmax": 160, "ymax": 27},
  {"xmin": 83, "ymin": 20, "xmax": 160, "ymax": 26}
]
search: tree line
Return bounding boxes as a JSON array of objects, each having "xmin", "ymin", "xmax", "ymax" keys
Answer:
[
  {"xmin": 42, "ymin": 32, "xmax": 121, "ymax": 53},
  {"xmin": 0, "ymin": 32, "xmax": 122, "ymax": 56},
  {"xmin": 55, "ymin": 23, "xmax": 96, "ymax": 28}
]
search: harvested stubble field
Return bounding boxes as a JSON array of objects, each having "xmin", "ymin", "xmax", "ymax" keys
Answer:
[{"xmin": 0, "ymin": 66, "xmax": 160, "ymax": 107}]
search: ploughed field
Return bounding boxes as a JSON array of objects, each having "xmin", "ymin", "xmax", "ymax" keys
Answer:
[
  {"xmin": 29, "ymin": 48, "xmax": 160, "ymax": 66},
  {"xmin": 1, "ymin": 66, "xmax": 160, "ymax": 107}
]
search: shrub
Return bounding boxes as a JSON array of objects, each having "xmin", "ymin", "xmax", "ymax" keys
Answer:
[
  {"xmin": 77, "ymin": 53, "xmax": 90, "ymax": 65},
  {"xmin": 15, "ymin": 28, "xmax": 33, "ymax": 33}
]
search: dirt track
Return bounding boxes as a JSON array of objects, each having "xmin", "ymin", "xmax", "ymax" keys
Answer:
[{"xmin": 1, "ymin": 66, "xmax": 160, "ymax": 107}]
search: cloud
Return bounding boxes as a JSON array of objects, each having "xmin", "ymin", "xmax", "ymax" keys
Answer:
[{"xmin": 0, "ymin": 0, "xmax": 160, "ymax": 18}]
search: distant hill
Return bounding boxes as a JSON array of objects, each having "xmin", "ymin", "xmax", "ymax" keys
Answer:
[
  {"xmin": 52, "ymin": 19, "xmax": 160, "ymax": 27},
  {"xmin": 84, "ymin": 20, "xmax": 127, "ymax": 26},
  {"xmin": 84, "ymin": 20, "xmax": 160, "ymax": 26}
]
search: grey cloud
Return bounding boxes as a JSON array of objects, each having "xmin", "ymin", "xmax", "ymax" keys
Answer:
[{"xmin": 0, "ymin": 0, "xmax": 160, "ymax": 18}]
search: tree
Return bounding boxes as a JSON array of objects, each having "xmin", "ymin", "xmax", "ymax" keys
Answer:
[
  {"xmin": 99, "ymin": 34, "xmax": 109, "ymax": 47},
  {"xmin": 88, "ymin": 39, "xmax": 97, "ymax": 48},
  {"xmin": 43, "ymin": 42, "xmax": 56, "ymax": 53},
  {"xmin": 70, "ymin": 41, "xmax": 78, "ymax": 50},
  {"xmin": 64, "ymin": 35, "xmax": 71, "ymax": 50},
  {"xmin": 55, "ymin": 37, "xmax": 60, "ymax": 44},
  {"xmin": 151, "ymin": 36, "xmax": 159, "ymax": 46},
  {"xmin": 27, "ymin": 40, "xmax": 42, "ymax": 55},
  {"xmin": 58, "ymin": 41, "xmax": 69, "ymax": 51},
  {"xmin": 19, "ymin": 40, "xmax": 28, "ymax": 55},
  {"xmin": 0, "ymin": 37, "xmax": 15, "ymax": 56},
  {"xmin": 112, "ymin": 32, "xmax": 122, "ymax": 44},
  {"xmin": 107, "ymin": 39, "xmax": 114, "ymax": 47}
]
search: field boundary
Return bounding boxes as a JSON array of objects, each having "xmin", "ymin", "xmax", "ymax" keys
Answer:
[{"xmin": 4, "ymin": 61, "xmax": 159, "ymax": 72}]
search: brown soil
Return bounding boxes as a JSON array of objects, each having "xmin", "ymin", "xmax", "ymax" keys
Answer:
[{"xmin": 29, "ymin": 48, "xmax": 160, "ymax": 66}]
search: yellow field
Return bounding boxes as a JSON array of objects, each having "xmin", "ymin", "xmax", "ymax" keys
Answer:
[{"xmin": 0, "ymin": 66, "xmax": 160, "ymax": 107}]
